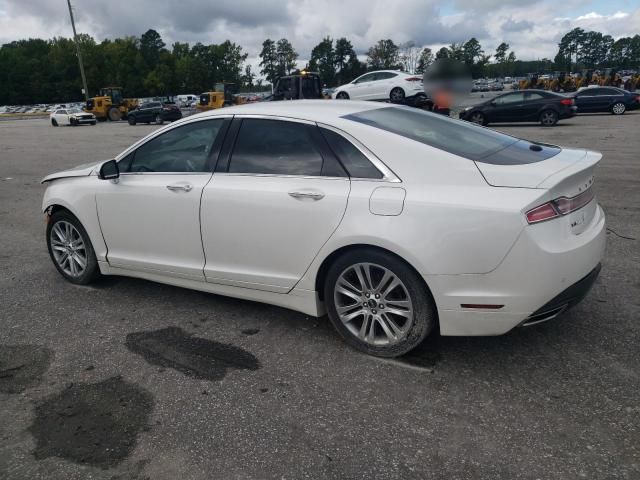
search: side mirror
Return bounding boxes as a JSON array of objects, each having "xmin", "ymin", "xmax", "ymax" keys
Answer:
[
  {"xmin": 489, "ymin": 101, "xmax": 496, "ymax": 106},
  {"xmin": 99, "ymin": 160, "xmax": 119, "ymax": 180}
]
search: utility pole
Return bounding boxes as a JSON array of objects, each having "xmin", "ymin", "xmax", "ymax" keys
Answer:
[{"xmin": 67, "ymin": 0, "xmax": 89, "ymax": 101}]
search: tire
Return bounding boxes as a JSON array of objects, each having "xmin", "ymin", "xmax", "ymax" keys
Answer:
[
  {"xmin": 107, "ymin": 107, "xmax": 121, "ymax": 121},
  {"xmin": 128, "ymin": 116, "xmax": 136, "ymax": 125},
  {"xmin": 611, "ymin": 102, "xmax": 626, "ymax": 115},
  {"xmin": 390, "ymin": 87, "xmax": 405, "ymax": 102},
  {"xmin": 90, "ymin": 121, "xmax": 96, "ymax": 126},
  {"xmin": 155, "ymin": 114, "xmax": 164, "ymax": 125},
  {"xmin": 70, "ymin": 118, "xmax": 77, "ymax": 126},
  {"xmin": 540, "ymin": 110, "xmax": 558, "ymax": 127},
  {"xmin": 51, "ymin": 119, "xmax": 58, "ymax": 127},
  {"xmin": 336, "ymin": 91, "xmax": 349, "ymax": 100},
  {"xmin": 324, "ymin": 248, "xmax": 437, "ymax": 357},
  {"xmin": 46, "ymin": 210, "xmax": 100, "ymax": 285},
  {"xmin": 468, "ymin": 111, "xmax": 487, "ymax": 126}
]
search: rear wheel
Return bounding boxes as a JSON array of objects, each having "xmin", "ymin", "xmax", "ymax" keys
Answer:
[
  {"xmin": 324, "ymin": 249, "xmax": 437, "ymax": 357},
  {"xmin": 70, "ymin": 118, "xmax": 77, "ymax": 126},
  {"xmin": 336, "ymin": 91, "xmax": 349, "ymax": 100},
  {"xmin": 107, "ymin": 107, "xmax": 121, "ymax": 121},
  {"xmin": 469, "ymin": 111, "xmax": 486, "ymax": 125},
  {"xmin": 540, "ymin": 110, "xmax": 558, "ymax": 127},
  {"xmin": 155, "ymin": 113, "xmax": 164, "ymax": 125},
  {"xmin": 611, "ymin": 102, "xmax": 626, "ymax": 115},
  {"xmin": 390, "ymin": 87, "xmax": 405, "ymax": 102},
  {"xmin": 46, "ymin": 210, "xmax": 100, "ymax": 285}
]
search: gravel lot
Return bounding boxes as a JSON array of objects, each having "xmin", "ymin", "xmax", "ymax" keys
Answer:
[{"xmin": 1, "ymin": 111, "xmax": 639, "ymax": 480}]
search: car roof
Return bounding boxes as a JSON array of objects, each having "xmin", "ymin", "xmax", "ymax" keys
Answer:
[{"xmin": 194, "ymin": 100, "xmax": 386, "ymax": 124}]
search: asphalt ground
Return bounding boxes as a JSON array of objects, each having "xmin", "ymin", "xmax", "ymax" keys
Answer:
[{"xmin": 0, "ymin": 110, "xmax": 638, "ymax": 480}]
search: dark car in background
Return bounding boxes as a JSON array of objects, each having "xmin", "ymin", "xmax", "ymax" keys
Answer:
[
  {"xmin": 571, "ymin": 87, "xmax": 640, "ymax": 115},
  {"xmin": 127, "ymin": 101, "xmax": 182, "ymax": 125},
  {"xmin": 459, "ymin": 90, "xmax": 577, "ymax": 127}
]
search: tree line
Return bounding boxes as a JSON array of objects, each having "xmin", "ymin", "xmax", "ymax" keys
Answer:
[{"xmin": 1, "ymin": 28, "xmax": 638, "ymax": 105}]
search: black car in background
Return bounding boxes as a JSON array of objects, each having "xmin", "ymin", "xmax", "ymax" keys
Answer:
[
  {"xmin": 127, "ymin": 102, "xmax": 182, "ymax": 125},
  {"xmin": 571, "ymin": 87, "xmax": 640, "ymax": 115},
  {"xmin": 459, "ymin": 90, "xmax": 577, "ymax": 126}
]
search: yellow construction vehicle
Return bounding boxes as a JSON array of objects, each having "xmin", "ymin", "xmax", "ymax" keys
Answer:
[
  {"xmin": 84, "ymin": 87, "xmax": 138, "ymax": 121},
  {"xmin": 195, "ymin": 83, "xmax": 240, "ymax": 112},
  {"xmin": 599, "ymin": 68, "xmax": 622, "ymax": 87},
  {"xmin": 575, "ymin": 70, "xmax": 595, "ymax": 89},
  {"xmin": 519, "ymin": 73, "xmax": 540, "ymax": 90}
]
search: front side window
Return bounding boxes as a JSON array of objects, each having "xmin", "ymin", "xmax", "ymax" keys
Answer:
[
  {"xmin": 228, "ymin": 119, "xmax": 326, "ymax": 176},
  {"xmin": 525, "ymin": 92, "xmax": 545, "ymax": 100},
  {"xmin": 123, "ymin": 119, "xmax": 224, "ymax": 173},
  {"xmin": 354, "ymin": 73, "xmax": 375, "ymax": 84}
]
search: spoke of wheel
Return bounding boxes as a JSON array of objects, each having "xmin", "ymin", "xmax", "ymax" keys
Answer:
[
  {"xmin": 51, "ymin": 244, "xmax": 67, "ymax": 252},
  {"xmin": 337, "ymin": 303, "xmax": 361, "ymax": 315},
  {"xmin": 374, "ymin": 269, "xmax": 393, "ymax": 294},
  {"xmin": 53, "ymin": 224, "xmax": 66, "ymax": 242},
  {"xmin": 359, "ymin": 314, "xmax": 372, "ymax": 340},
  {"xmin": 69, "ymin": 254, "xmax": 77, "ymax": 275},
  {"xmin": 73, "ymin": 253, "xmax": 86, "ymax": 270},
  {"xmin": 365, "ymin": 314, "xmax": 376, "ymax": 342},
  {"xmin": 377, "ymin": 314, "xmax": 399, "ymax": 340},
  {"xmin": 384, "ymin": 306, "xmax": 412, "ymax": 318},
  {"xmin": 381, "ymin": 277, "xmax": 401, "ymax": 299},
  {"xmin": 353, "ymin": 265, "xmax": 370, "ymax": 292},
  {"xmin": 385, "ymin": 299, "xmax": 410, "ymax": 308},
  {"xmin": 337, "ymin": 276, "xmax": 361, "ymax": 296},
  {"xmin": 336, "ymin": 286, "xmax": 361, "ymax": 303},
  {"xmin": 381, "ymin": 313, "xmax": 404, "ymax": 337},
  {"xmin": 341, "ymin": 308, "xmax": 366, "ymax": 324}
]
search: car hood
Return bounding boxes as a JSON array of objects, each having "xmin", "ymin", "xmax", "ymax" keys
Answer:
[{"xmin": 41, "ymin": 161, "xmax": 103, "ymax": 183}]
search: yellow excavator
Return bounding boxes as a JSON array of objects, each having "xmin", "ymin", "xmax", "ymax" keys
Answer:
[
  {"xmin": 196, "ymin": 83, "xmax": 244, "ymax": 112},
  {"xmin": 84, "ymin": 87, "xmax": 138, "ymax": 121}
]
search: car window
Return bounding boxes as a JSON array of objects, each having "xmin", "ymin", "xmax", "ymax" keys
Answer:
[
  {"xmin": 375, "ymin": 72, "xmax": 397, "ymax": 80},
  {"xmin": 493, "ymin": 93, "xmax": 525, "ymax": 104},
  {"xmin": 125, "ymin": 119, "xmax": 224, "ymax": 173},
  {"xmin": 320, "ymin": 128, "xmax": 382, "ymax": 179},
  {"xmin": 525, "ymin": 92, "xmax": 545, "ymax": 100},
  {"xmin": 354, "ymin": 73, "xmax": 375, "ymax": 84},
  {"xmin": 579, "ymin": 89, "xmax": 597, "ymax": 97},
  {"xmin": 343, "ymin": 106, "xmax": 560, "ymax": 165},
  {"xmin": 228, "ymin": 119, "xmax": 325, "ymax": 176},
  {"xmin": 601, "ymin": 88, "xmax": 621, "ymax": 95},
  {"xmin": 56, "ymin": 110, "xmax": 66, "ymax": 114}
]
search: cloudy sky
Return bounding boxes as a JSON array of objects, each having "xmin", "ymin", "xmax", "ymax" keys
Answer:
[{"xmin": 0, "ymin": 0, "xmax": 638, "ymax": 70}]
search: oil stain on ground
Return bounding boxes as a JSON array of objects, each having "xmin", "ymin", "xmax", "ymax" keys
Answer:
[
  {"xmin": 28, "ymin": 376, "xmax": 153, "ymax": 469},
  {"xmin": 125, "ymin": 326, "xmax": 260, "ymax": 381},
  {"xmin": 0, "ymin": 344, "xmax": 52, "ymax": 393}
]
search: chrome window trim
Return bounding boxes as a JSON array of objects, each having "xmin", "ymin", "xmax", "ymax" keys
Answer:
[{"xmin": 213, "ymin": 172, "xmax": 349, "ymax": 181}]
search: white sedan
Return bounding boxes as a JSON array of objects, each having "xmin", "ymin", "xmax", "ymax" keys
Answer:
[
  {"xmin": 50, "ymin": 107, "xmax": 96, "ymax": 126},
  {"xmin": 332, "ymin": 70, "xmax": 424, "ymax": 102},
  {"xmin": 41, "ymin": 101, "xmax": 605, "ymax": 357}
]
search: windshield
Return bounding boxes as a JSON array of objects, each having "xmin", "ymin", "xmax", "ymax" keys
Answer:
[
  {"xmin": 343, "ymin": 106, "xmax": 560, "ymax": 164},
  {"xmin": 68, "ymin": 108, "xmax": 82, "ymax": 113}
]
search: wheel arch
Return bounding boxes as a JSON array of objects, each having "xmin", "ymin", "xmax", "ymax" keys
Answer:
[{"xmin": 314, "ymin": 243, "xmax": 436, "ymax": 306}]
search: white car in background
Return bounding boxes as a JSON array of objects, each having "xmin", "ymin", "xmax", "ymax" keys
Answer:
[
  {"xmin": 41, "ymin": 101, "xmax": 605, "ymax": 357},
  {"xmin": 50, "ymin": 107, "xmax": 96, "ymax": 126},
  {"xmin": 332, "ymin": 70, "xmax": 423, "ymax": 102}
]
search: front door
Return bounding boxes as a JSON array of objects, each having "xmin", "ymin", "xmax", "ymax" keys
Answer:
[
  {"xmin": 201, "ymin": 117, "xmax": 350, "ymax": 292},
  {"xmin": 96, "ymin": 118, "xmax": 228, "ymax": 280}
]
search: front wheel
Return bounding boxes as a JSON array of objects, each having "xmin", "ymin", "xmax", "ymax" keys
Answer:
[
  {"xmin": 155, "ymin": 114, "xmax": 164, "ymax": 125},
  {"xmin": 540, "ymin": 110, "xmax": 558, "ymax": 127},
  {"xmin": 336, "ymin": 91, "xmax": 349, "ymax": 100},
  {"xmin": 51, "ymin": 118, "xmax": 58, "ymax": 127},
  {"xmin": 611, "ymin": 102, "xmax": 626, "ymax": 115},
  {"xmin": 46, "ymin": 210, "xmax": 101, "ymax": 285},
  {"xmin": 324, "ymin": 249, "xmax": 437, "ymax": 357},
  {"xmin": 128, "ymin": 116, "xmax": 136, "ymax": 125},
  {"xmin": 468, "ymin": 111, "xmax": 486, "ymax": 125}
]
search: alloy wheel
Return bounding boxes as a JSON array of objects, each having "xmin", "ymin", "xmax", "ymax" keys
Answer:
[
  {"xmin": 390, "ymin": 88, "xmax": 405, "ymax": 102},
  {"xmin": 470, "ymin": 112, "xmax": 484, "ymax": 125},
  {"xmin": 612, "ymin": 103, "xmax": 625, "ymax": 115},
  {"xmin": 541, "ymin": 111, "xmax": 557, "ymax": 126},
  {"xmin": 333, "ymin": 262, "xmax": 414, "ymax": 346},
  {"xmin": 49, "ymin": 220, "xmax": 87, "ymax": 277}
]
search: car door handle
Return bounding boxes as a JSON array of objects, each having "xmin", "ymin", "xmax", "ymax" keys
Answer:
[
  {"xmin": 288, "ymin": 190, "xmax": 325, "ymax": 200},
  {"xmin": 166, "ymin": 183, "xmax": 193, "ymax": 192}
]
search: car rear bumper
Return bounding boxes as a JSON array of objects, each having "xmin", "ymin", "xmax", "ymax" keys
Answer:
[{"xmin": 427, "ymin": 204, "xmax": 606, "ymax": 335}]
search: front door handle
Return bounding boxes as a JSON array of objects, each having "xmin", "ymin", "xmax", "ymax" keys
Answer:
[
  {"xmin": 288, "ymin": 190, "xmax": 325, "ymax": 201},
  {"xmin": 166, "ymin": 183, "xmax": 193, "ymax": 192}
]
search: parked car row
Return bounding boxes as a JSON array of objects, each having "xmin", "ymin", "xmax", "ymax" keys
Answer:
[
  {"xmin": 127, "ymin": 101, "xmax": 182, "ymax": 125},
  {"xmin": 459, "ymin": 86, "xmax": 639, "ymax": 126}
]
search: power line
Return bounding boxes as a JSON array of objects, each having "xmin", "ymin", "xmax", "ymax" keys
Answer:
[{"xmin": 66, "ymin": 0, "xmax": 89, "ymax": 101}]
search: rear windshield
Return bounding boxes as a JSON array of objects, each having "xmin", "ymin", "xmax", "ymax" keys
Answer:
[{"xmin": 343, "ymin": 107, "xmax": 560, "ymax": 165}]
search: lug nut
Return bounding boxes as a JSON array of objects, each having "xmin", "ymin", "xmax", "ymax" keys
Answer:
[
  {"xmin": 365, "ymin": 292, "xmax": 370, "ymax": 297},
  {"xmin": 372, "ymin": 309, "xmax": 377, "ymax": 314},
  {"xmin": 375, "ymin": 294, "xmax": 380, "ymax": 299},
  {"xmin": 379, "ymin": 304, "xmax": 384, "ymax": 309}
]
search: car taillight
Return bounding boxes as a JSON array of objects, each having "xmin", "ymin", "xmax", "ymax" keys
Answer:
[
  {"xmin": 560, "ymin": 98, "xmax": 573, "ymax": 106},
  {"xmin": 405, "ymin": 77, "xmax": 422, "ymax": 82},
  {"xmin": 526, "ymin": 187, "xmax": 595, "ymax": 224},
  {"xmin": 635, "ymin": 95, "xmax": 640, "ymax": 102}
]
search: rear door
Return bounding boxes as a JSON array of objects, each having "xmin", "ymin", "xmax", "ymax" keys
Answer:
[
  {"xmin": 200, "ymin": 117, "xmax": 350, "ymax": 292},
  {"xmin": 522, "ymin": 91, "xmax": 548, "ymax": 120},
  {"xmin": 575, "ymin": 89, "xmax": 598, "ymax": 112}
]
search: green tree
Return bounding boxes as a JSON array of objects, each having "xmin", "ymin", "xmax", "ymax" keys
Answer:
[
  {"xmin": 435, "ymin": 47, "xmax": 451, "ymax": 60},
  {"xmin": 259, "ymin": 39, "xmax": 280, "ymax": 85},
  {"xmin": 309, "ymin": 37, "xmax": 336, "ymax": 86},
  {"xmin": 415, "ymin": 48, "xmax": 434, "ymax": 74},
  {"xmin": 276, "ymin": 38, "xmax": 298, "ymax": 75},
  {"xmin": 140, "ymin": 29, "xmax": 165, "ymax": 69},
  {"xmin": 366, "ymin": 39, "xmax": 400, "ymax": 70},
  {"xmin": 494, "ymin": 42, "xmax": 509, "ymax": 64}
]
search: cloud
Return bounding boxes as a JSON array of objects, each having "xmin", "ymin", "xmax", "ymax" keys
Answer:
[{"xmin": 0, "ymin": 0, "xmax": 638, "ymax": 65}]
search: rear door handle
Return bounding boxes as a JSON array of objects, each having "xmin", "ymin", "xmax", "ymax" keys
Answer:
[
  {"xmin": 166, "ymin": 183, "xmax": 193, "ymax": 192},
  {"xmin": 288, "ymin": 190, "xmax": 325, "ymax": 201}
]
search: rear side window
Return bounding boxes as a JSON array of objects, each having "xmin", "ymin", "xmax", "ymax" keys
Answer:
[
  {"xmin": 493, "ymin": 93, "xmax": 525, "ymax": 104},
  {"xmin": 343, "ymin": 106, "xmax": 560, "ymax": 165},
  {"xmin": 320, "ymin": 128, "xmax": 382, "ymax": 179},
  {"xmin": 229, "ymin": 119, "xmax": 333, "ymax": 176}
]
